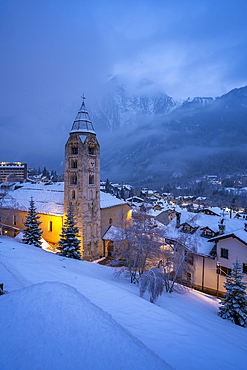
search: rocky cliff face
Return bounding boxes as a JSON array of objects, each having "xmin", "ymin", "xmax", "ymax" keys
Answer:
[{"xmin": 90, "ymin": 78, "xmax": 247, "ymax": 185}]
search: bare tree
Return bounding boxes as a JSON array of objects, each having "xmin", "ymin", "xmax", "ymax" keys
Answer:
[
  {"xmin": 161, "ymin": 216, "xmax": 198, "ymax": 293},
  {"xmin": 112, "ymin": 209, "xmax": 161, "ymax": 284},
  {"xmin": 161, "ymin": 239, "xmax": 195, "ymax": 293}
]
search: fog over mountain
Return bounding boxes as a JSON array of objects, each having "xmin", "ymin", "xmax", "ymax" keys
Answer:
[{"xmin": 90, "ymin": 78, "xmax": 247, "ymax": 185}]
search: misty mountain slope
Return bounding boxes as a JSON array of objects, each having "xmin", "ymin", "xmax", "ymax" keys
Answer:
[
  {"xmin": 91, "ymin": 77, "xmax": 181, "ymax": 131},
  {"xmin": 95, "ymin": 81, "xmax": 247, "ymax": 183}
]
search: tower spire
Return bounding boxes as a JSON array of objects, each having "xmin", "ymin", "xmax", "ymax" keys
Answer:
[{"xmin": 70, "ymin": 96, "xmax": 95, "ymax": 134}]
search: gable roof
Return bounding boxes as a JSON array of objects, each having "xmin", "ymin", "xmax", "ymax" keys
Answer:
[{"xmin": 1, "ymin": 182, "xmax": 128, "ymax": 216}]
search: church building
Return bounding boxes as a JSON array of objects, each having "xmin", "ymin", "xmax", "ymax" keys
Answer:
[{"xmin": 0, "ymin": 99, "xmax": 131, "ymax": 261}]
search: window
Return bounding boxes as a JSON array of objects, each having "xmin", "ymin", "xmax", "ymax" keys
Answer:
[
  {"xmin": 71, "ymin": 146, "xmax": 78, "ymax": 155},
  {"xmin": 92, "ymin": 223, "xmax": 96, "ymax": 238},
  {"xmin": 71, "ymin": 160, "xmax": 77, "ymax": 168},
  {"xmin": 243, "ymin": 263, "xmax": 247, "ymax": 274},
  {"xmin": 88, "ymin": 147, "xmax": 94, "ymax": 155},
  {"xmin": 70, "ymin": 174, "xmax": 77, "ymax": 185},
  {"xmin": 89, "ymin": 175, "xmax": 94, "ymax": 185},
  {"xmin": 109, "ymin": 218, "xmax": 112, "ymax": 225},
  {"xmin": 221, "ymin": 248, "xmax": 229, "ymax": 259},
  {"xmin": 72, "ymin": 190, "xmax": 75, "ymax": 199},
  {"xmin": 87, "ymin": 225, "xmax": 91, "ymax": 241},
  {"xmin": 13, "ymin": 215, "xmax": 16, "ymax": 226},
  {"xmin": 220, "ymin": 266, "xmax": 231, "ymax": 276},
  {"xmin": 48, "ymin": 221, "xmax": 52, "ymax": 232}
]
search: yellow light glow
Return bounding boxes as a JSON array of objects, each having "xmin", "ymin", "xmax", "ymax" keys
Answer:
[{"xmin": 127, "ymin": 209, "xmax": 132, "ymax": 220}]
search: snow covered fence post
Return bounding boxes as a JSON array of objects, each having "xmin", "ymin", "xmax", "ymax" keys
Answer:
[
  {"xmin": 57, "ymin": 202, "xmax": 81, "ymax": 259},
  {"xmin": 218, "ymin": 258, "xmax": 247, "ymax": 327},
  {"xmin": 23, "ymin": 197, "xmax": 43, "ymax": 247}
]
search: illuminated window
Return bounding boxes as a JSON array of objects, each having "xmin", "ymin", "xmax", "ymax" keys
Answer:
[
  {"xmin": 221, "ymin": 248, "xmax": 229, "ymax": 259},
  {"xmin": 109, "ymin": 218, "xmax": 112, "ymax": 225},
  {"xmin": 48, "ymin": 221, "xmax": 52, "ymax": 232},
  {"xmin": 89, "ymin": 175, "xmax": 94, "ymax": 185}
]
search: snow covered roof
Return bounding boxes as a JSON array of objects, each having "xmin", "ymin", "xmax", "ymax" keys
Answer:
[
  {"xmin": 70, "ymin": 100, "xmax": 95, "ymax": 134},
  {"xmin": 102, "ymin": 225, "xmax": 124, "ymax": 241},
  {"xmin": 1, "ymin": 182, "xmax": 128, "ymax": 215},
  {"xmin": 1, "ymin": 182, "xmax": 65, "ymax": 216},
  {"xmin": 209, "ymin": 228, "xmax": 247, "ymax": 246},
  {"xmin": 162, "ymin": 211, "xmax": 247, "ymax": 257},
  {"xmin": 100, "ymin": 191, "xmax": 127, "ymax": 209}
]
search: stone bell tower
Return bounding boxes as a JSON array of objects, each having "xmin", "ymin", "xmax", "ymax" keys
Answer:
[{"xmin": 64, "ymin": 98, "xmax": 101, "ymax": 261}]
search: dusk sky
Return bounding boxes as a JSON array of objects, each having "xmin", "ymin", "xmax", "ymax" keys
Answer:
[{"xmin": 1, "ymin": 0, "xmax": 247, "ymax": 172}]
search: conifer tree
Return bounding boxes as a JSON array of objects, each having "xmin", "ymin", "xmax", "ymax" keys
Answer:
[
  {"xmin": 23, "ymin": 197, "xmax": 43, "ymax": 247},
  {"xmin": 57, "ymin": 202, "xmax": 81, "ymax": 259},
  {"xmin": 218, "ymin": 258, "xmax": 247, "ymax": 327}
]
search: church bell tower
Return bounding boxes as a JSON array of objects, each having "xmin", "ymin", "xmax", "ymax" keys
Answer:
[{"xmin": 64, "ymin": 98, "xmax": 101, "ymax": 261}]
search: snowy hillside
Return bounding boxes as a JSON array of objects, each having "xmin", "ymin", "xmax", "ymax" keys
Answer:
[{"xmin": 0, "ymin": 236, "xmax": 247, "ymax": 370}]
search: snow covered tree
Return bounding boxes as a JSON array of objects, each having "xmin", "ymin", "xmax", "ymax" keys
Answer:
[
  {"xmin": 218, "ymin": 258, "xmax": 247, "ymax": 327},
  {"xmin": 23, "ymin": 197, "xmax": 43, "ymax": 247},
  {"xmin": 105, "ymin": 178, "xmax": 111, "ymax": 193},
  {"xmin": 120, "ymin": 183, "xmax": 125, "ymax": 200},
  {"xmin": 140, "ymin": 268, "xmax": 164, "ymax": 303},
  {"xmin": 57, "ymin": 202, "xmax": 81, "ymax": 259}
]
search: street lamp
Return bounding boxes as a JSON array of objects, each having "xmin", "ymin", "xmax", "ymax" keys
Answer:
[{"xmin": 216, "ymin": 261, "xmax": 220, "ymax": 298}]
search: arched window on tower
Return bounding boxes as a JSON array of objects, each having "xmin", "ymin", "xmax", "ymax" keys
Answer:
[
  {"xmin": 70, "ymin": 174, "xmax": 77, "ymax": 185},
  {"xmin": 70, "ymin": 159, "xmax": 77, "ymax": 168},
  {"xmin": 71, "ymin": 146, "xmax": 78, "ymax": 155},
  {"xmin": 88, "ymin": 146, "xmax": 95, "ymax": 155},
  {"xmin": 89, "ymin": 175, "xmax": 94, "ymax": 185},
  {"xmin": 72, "ymin": 190, "xmax": 76, "ymax": 199}
]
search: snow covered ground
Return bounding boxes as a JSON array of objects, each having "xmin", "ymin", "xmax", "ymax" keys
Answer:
[{"xmin": 0, "ymin": 236, "xmax": 246, "ymax": 370}]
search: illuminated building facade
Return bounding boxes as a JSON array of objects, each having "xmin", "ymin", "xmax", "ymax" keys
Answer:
[{"xmin": 0, "ymin": 162, "xmax": 27, "ymax": 183}]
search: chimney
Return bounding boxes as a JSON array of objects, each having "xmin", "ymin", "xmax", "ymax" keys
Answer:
[
  {"xmin": 176, "ymin": 212, "xmax": 181, "ymax": 228},
  {"xmin": 218, "ymin": 219, "xmax": 225, "ymax": 235}
]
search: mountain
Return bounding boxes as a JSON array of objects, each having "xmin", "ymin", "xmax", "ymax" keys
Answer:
[
  {"xmin": 91, "ymin": 76, "xmax": 182, "ymax": 131},
  {"xmin": 91, "ymin": 79, "xmax": 247, "ymax": 185}
]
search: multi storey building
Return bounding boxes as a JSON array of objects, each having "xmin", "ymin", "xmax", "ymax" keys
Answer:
[{"xmin": 0, "ymin": 162, "xmax": 27, "ymax": 183}]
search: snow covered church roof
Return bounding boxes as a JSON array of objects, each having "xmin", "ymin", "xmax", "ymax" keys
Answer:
[
  {"xmin": 1, "ymin": 182, "xmax": 128, "ymax": 216},
  {"xmin": 70, "ymin": 100, "xmax": 95, "ymax": 134}
]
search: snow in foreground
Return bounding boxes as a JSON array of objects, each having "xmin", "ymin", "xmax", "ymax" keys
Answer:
[
  {"xmin": 0, "ymin": 236, "xmax": 247, "ymax": 370},
  {"xmin": 0, "ymin": 282, "xmax": 168, "ymax": 370}
]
